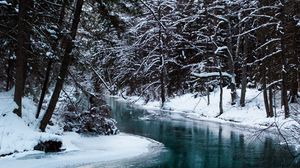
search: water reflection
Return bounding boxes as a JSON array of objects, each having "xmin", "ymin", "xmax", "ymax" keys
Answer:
[{"xmin": 106, "ymin": 98, "xmax": 299, "ymax": 168}]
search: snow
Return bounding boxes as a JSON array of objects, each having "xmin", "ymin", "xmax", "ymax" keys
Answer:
[
  {"xmin": 0, "ymin": 90, "xmax": 163, "ymax": 167},
  {"xmin": 0, "ymin": 132, "xmax": 163, "ymax": 168},
  {"xmin": 192, "ymin": 72, "xmax": 232, "ymax": 78},
  {"xmin": 122, "ymin": 88, "xmax": 300, "ymax": 150},
  {"xmin": 0, "ymin": 0, "xmax": 8, "ymax": 5},
  {"xmin": 0, "ymin": 89, "xmax": 60, "ymax": 156}
]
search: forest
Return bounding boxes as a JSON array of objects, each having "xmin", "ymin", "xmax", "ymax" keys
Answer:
[{"xmin": 0, "ymin": 0, "xmax": 300, "ymax": 167}]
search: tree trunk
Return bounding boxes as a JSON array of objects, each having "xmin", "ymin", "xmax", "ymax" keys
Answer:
[
  {"xmin": 6, "ymin": 58, "xmax": 13, "ymax": 91},
  {"xmin": 289, "ymin": 36, "xmax": 299, "ymax": 103},
  {"xmin": 290, "ymin": 78, "xmax": 298, "ymax": 103},
  {"xmin": 240, "ymin": 64, "xmax": 247, "ymax": 107},
  {"xmin": 279, "ymin": 1, "xmax": 290, "ymax": 118},
  {"xmin": 282, "ymin": 65, "xmax": 290, "ymax": 118},
  {"xmin": 287, "ymin": 0, "xmax": 299, "ymax": 103},
  {"xmin": 158, "ymin": 2, "xmax": 166, "ymax": 108},
  {"xmin": 36, "ymin": 60, "xmax": 53, "ymax": 119},
  {"xmin": 281, "ymin": 51, "xmax": 290, "ymax": 118},
  {"xmin": 218, "ymin": 61, "xmax": 224, "ymax": 116},
  {"xmin": 227, "ymin": 22, "xmax": 237, "ymax": 105},
  {"xmin": 36, "ymin": 0, "xmax": 67, "ymax": 119},
  {"xmin": 219, "ymin": 72, "xmax": 224, "ymax": 115},
  {"xmin": 240, "ymin": 36, "xmax": 248, "ymax": 107},
  {"xmin": 207, "ymin": 88, "xmax": 210, "ymax": 106},
  {"xmin": 262, "ymin": 68, "xmax": 270, "ymax": 117},
  {"xmin": 14, "ymin": 0, "xmax": 32, "ymax": 117},
  {"xmin": 280, "ymin": 17, "xmax": 290, "ymax": 118},
  {"xmin": 268, "ymin": 85, "xmax": 274, "ymax": 117},
  {"xmin": 58, "ymin": 0, "xmax": 67, "ymax": 30},
  {"xmin": 39, "ymin": 0, "xmax": 84, "ymax": 132},
  {"xmin": 212, "ymin": 37, "xmax": 223, "ymax": 116},
  {"xmin": 282, "ymin": 72, "xmax": 289, "ymax": 118}
]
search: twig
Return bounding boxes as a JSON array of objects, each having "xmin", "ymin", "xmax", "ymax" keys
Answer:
[{"xmin": 274, "ymin": 121, "xmax": 297, "ymax": 158}]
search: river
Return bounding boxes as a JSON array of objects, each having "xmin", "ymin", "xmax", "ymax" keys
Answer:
[{"xmin": 104, "ymin": 97, "xmax": 299, "ymax": 168}]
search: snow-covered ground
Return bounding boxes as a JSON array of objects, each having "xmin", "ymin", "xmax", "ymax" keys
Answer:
[
  {"xmin": 0, "ymin": 90, "xmax": 164, "ymax": 167},
  {"xmin": 0, "ymin": 90, "xmax": 61, "ymax": 156},
  {"xmin": 0, "ymin": 132, "xmax": 163, "ymax": 168},
  {"xmin": 121, "ymin": 88, "xmax": 300, "ymax": 150}
]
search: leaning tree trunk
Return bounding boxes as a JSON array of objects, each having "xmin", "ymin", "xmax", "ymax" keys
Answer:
[
  {"xmin": 39, "ymin": 0, "xmax": 84, "ymax": 132},
  {"xmin": 36, "ymin": 60, "xmax": 53, "ymax": 119},
  {"xmin": 14, "ymin": 0, "xmax": 32, "ymax": 117},
  {"xmin": 36, "ymin": 0, "xmax": 67, "ymax": 119}
]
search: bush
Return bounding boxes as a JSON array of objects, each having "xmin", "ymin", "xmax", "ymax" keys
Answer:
[{"xmin": 63, "ymin": 103, "xmax": 119, "ymax": 135}]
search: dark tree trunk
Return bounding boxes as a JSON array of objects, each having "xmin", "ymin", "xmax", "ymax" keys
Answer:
[
  {"xmin": 58, "ymin": 0, "xmax": 67, "ymax": 30},
  {"xmin": 282, "ymin": 67, "xmax": 290, "ymax": 118},
  {"xmin": 280, "ymin": 18, "xmax": 290, "ymax": 118},
  {"xmin": 219, "ymin": 73, "xmax": 224, "ymax": 115},
  {"xmin": 282, "ymin": 70, "xmax": 289, "ymax": 118},
  {"xmin": 268, "ymin": 86, "xmax": 274, "ymax": 117},
  {"xmin": 279, "ymin": 1, "xmax": 291, "ymax": 118},
  {"xmin": 36, "ymin": 0, "xmax": 67, "ymax": 119},
  {"xmin": 218, "ymin": 66, "xmax": 224, "ymax": 116},
  {"xmin": 36, "ymin": 60, "xmax": 53, "ymax": 119},
  {"xmin": 290, "ymin": 80, "xmax": 299, "ymax": 103},
  {"xmin": 39, "ymin": 0, "xmax": 84, "ymax": 132},
  {"xmin": 207, "ymin": 88, "xmax": 210, "ymax": 106},
  {"xmin": 281, "ymin": 51, "xmax": 290, "ymax": 118},
  {"xmin": 240, "ymin": 37, "xmax": 248, "ymax": 107},
  {"xmin": 240, "ymin": 64, "xmax": 247, "ymax": 107},
  {"xmin": 286, "ymin": 0, "xmax": 300, "ymax": 103},
  {"xmin": 6, "ymin": 59, "xmax": 13, "ymax": 91},
  {"xmin": 262, "ymin": 69, "xmax": 270, "ymax": 117},
  {"xmin": 14, "ymin": 0, "xmax": 32, "ymax": 117},
  {"xmin": 289, "ymin": 35, "xmax": 299, "ymax": 103}
]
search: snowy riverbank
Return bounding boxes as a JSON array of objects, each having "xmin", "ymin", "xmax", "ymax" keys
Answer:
[
  {"xmin": 0, "ymin": 90, "xmax": 163, "ymax": 167},
  {"xmin": 0, "ymin": 132, "xmax": 163, "ymax": 168},
  {"xmin": 119, "ymin": 88, "xmax": 300, "ymax": 150},
  {"xmin": 0, "ymin": 90, "xmax": 61, "ymax": 156}
]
